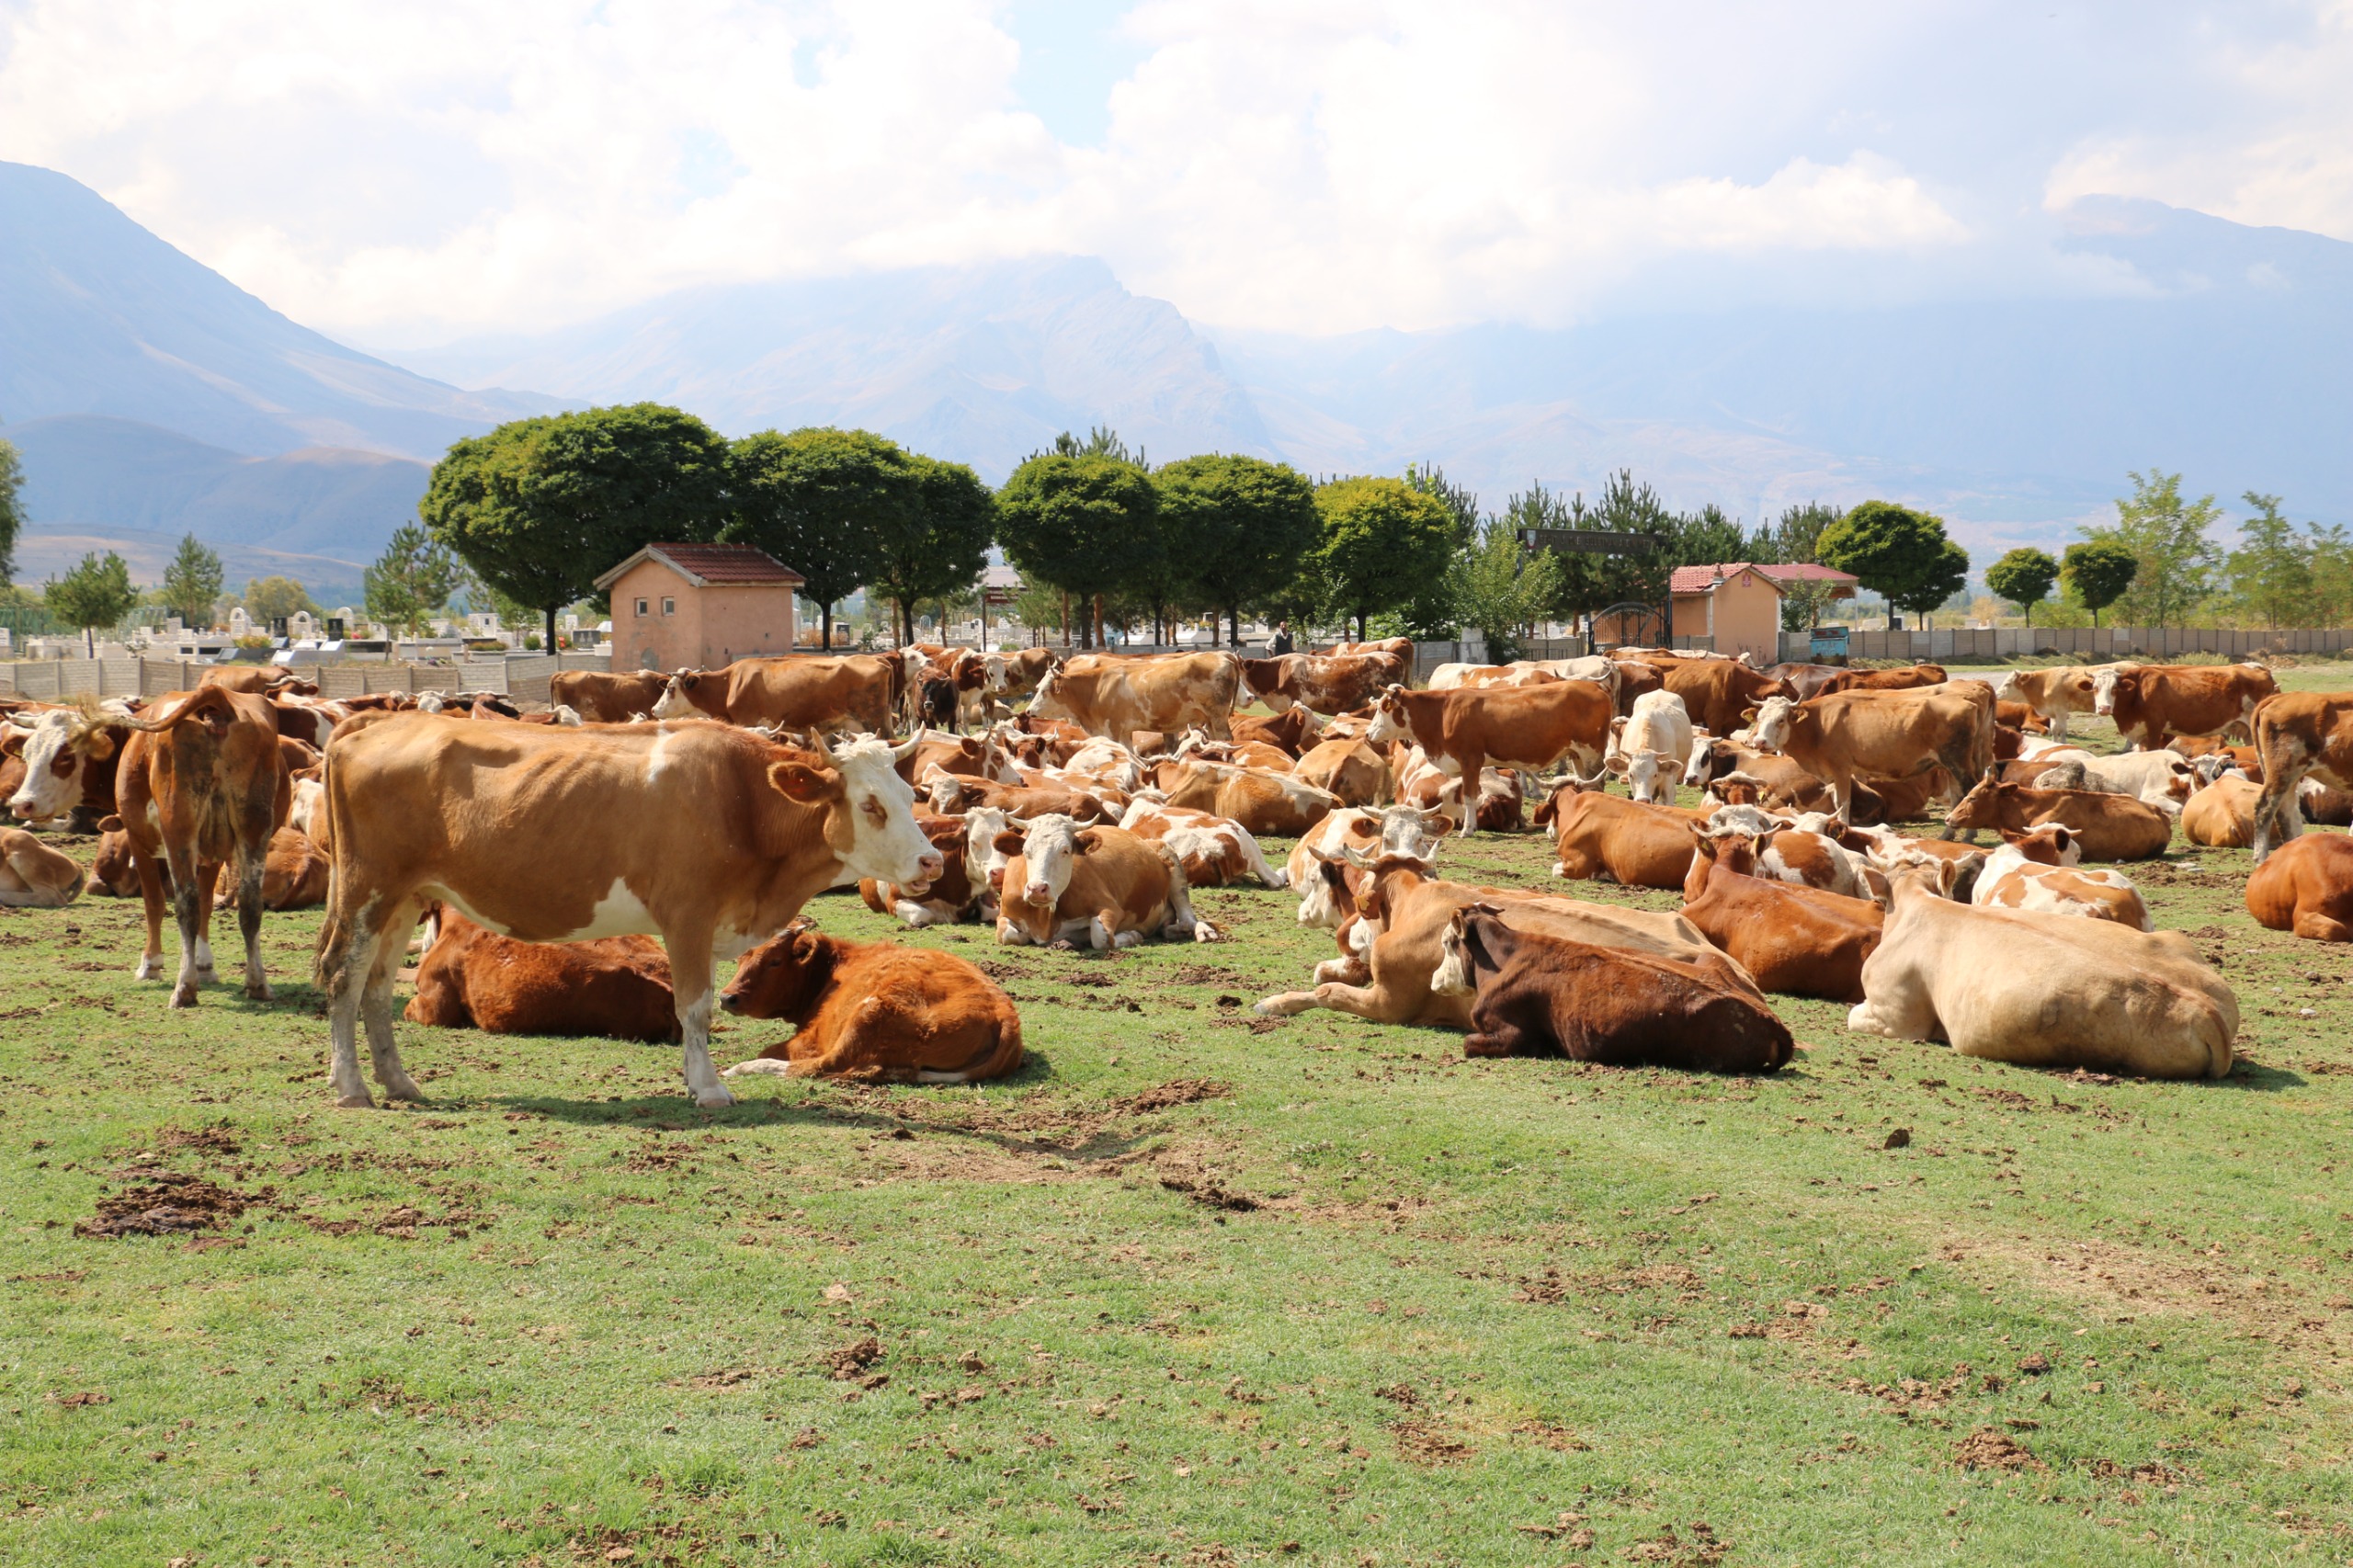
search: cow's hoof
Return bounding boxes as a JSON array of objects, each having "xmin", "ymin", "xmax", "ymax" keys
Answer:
[
  {"xmin": 381, "ymin": 1076, "xmax": 426, "ymax": 1104},
  {"xmin": 335, "ymin": 1092, "xmax": 378, "ymax": 1109},
  {"xmin": 133, "ymin": 959, "xmax": 160, "ymax": 980},
  {"xmin": 695, "ymin": 1085, "xmax": 737, "ymax": 1109},
  {"xmin": 1190, "ymin": 922, "xmax": 1221, "ymax": 943},
  {"xmin": 244, "ymin": 980, "xmax": 274, "ymax": 1002},
  {"xmin": 168, "ymin": 985, "xmax": 199, "ymax": 1009}
]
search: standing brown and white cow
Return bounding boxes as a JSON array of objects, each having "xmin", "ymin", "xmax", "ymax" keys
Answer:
[
  {"xmin": 1639, "ymin": 660, "xmax": 1792, "ymax": 735},
  {"xmin": 316, "ymin": 720, "xmax": 938, "ymax": 1109},
  {"xmin": 1364, "ymin": 681, "xmax": 1613, "ymax": 835},
  {"xmin": 1993, "ymin": 666, "xmax": 2100, "ymax": 738},
  {"xmin": 1029, "ymin": 653, "xmax": 1243, "ymax": 750},
  {"xmin": 1237, "ymin": 652, "xmax": 1407, "ymax": 716},
  {"xmin": 654, "ymin": 655, "xmax": 902, "ymax": 735},
  {"xmin": 112, "ymin": 687, "xmax": 291, "ymax": 1006},
  {"xmin": 2248, "ymin": 691, "xmax": 2353, "ymax": 860},
  {"xmin": 1746, "ymin": 687, "xmax": 1994, "ymax": 827},
  {"xmin": 551, "ymin": 669, "xmax": 673, "ymax": 722},
  {"xmin": 2092, "ymin": 663, "xmax": 2276, "ymax": 750}
]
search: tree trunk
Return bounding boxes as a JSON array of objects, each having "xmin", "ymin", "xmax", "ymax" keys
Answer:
[
  {"xmin": 1355, "ymin": 609, "xmax": 1367, "ymax": 642},
  {"xmin": 544, "ymin": 604, "xmax": 557, "ymax": 652},
  {"xmin": 1094, "ymin": 595, "xmax": 1105, "ymax": 650},
  {"xmin": 1061, "ymin": 590, "xmax": 1072, "ymax": 649},
  {"xmin": 820, "ymin": 603, "xmax": 834, "ymax": 649}
]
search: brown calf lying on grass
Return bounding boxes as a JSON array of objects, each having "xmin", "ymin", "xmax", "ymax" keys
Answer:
[
  {"xmin": 720, "ymin": 924, "xmax": 1024, "ymax": 1084},
  {"xmin": 404, "ymin": 914, "xmax": 682, "ymax": 1043},
  {"xmin": 1448, "ymin": 908, "xmax": 1793, "ymax": 1073},
  {"xmin": 1677, "ymin": 831, "xmax": 1881, "ymax": 1003},
  {"xmin": 2245, "ymin": 835, "xmax": 2353, "ymax": 943}
]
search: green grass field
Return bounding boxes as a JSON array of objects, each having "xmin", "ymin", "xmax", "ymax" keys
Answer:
[{"xmin": 5, "ymin": 662, "xmax": 2352, "ymax": 1566}]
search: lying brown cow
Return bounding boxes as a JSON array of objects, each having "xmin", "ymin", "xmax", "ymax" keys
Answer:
[
  {"xmin": 926, "ymin": 772, "xmax": 1108, "ymax": 823},
  {"xmin": 551, "ymin": 669, "xmax": 672, "ymax": 722},
  {"xmin": 1535, "ymin": 788, "xmax": 1711, "ymax": 887},
  {"xmin": 0, "ymin": 826, "xmax": 84, "ymax": 907},
  {"xmin": 994, "ymin": 815, "xmax": 1217, "ymax": 949},
  {"xmin": 1291, "ymin": 738, "xmax": 1389, "ymax": 806},
  {"xmin": 860, "ymin": 814, "xmax": 982, "ymax": 926},
  {"xmin": 1255, "ymin": 853, "xmax": 1748, "ymax": 1028},
  {"xmin": 1679, "ymin": 831, "xmax": 1881, "ymax": 1002},
  {"xmin": 404, "ymin": 913, "xmax": 682, "ymax": 1042},
  {"xmin": 2245, "ymin": 833, "xmax": 2353, "ymax": 943},
  {"xmin": 1230, "ymin": 706, "xmax": 1321, "ymax": 757},
  {"xmin": 212, "ymin": 826, "xmax": 332, "ymax": 911},
  {"xmin": 1118, "ymin": 801, "xmax": 1287, "ymax": 888},
  {"xmin": 717, "ymin": 924, "xmax": 1024, "ymax": 1084},
  {"xmin": 1153, "ymin": 760, "xmax": 1336, "ymax": 836},
  {"xmin": 1942, "ymin": 770, "xmax": 2172, "ymax": 861},
  {"xmin": 1449, "ymin": 908, "xmax": 1792, "ymax": 1072},
  {"xmin": 2093, "ymin": 663, "xmax": 2276, "ymax": 750},
  {"xmin": 2181, "ymin": 776, "xmax": 2262, "ymax": 848}
]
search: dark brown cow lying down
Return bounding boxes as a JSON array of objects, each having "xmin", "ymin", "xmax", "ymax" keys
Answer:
[
  {"xmin": 719, "ymin": 924, "xmax": 1024, "ymax": 1084},
  {"xmin": 1449, "ymin": 908, "xmax": 1793, "ymax": 1073},
  {"xmin": 404, "ymin": 914, "xmax": 682, "ymax": 1043}
]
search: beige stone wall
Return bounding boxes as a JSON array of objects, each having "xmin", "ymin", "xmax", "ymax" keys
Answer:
[{"xmin": 608, "ymin": 563, "xmax": 798, "ymax": 670}]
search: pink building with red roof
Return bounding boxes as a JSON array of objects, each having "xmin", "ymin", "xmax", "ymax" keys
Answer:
[
  {"xmin": 594, "ymin": 542, "xmax": 805, "ymax": 672},
  {"xmin": 1665, "ymin": 562, "xmax": 1858, "ymax": 662}
]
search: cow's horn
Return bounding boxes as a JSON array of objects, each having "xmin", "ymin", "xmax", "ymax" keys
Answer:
[
  {"xmin": 810, "ymin": 729, "xmax": 839, "ymax": 766},
  {"xmin": 891, "ymin": 733, "xmax": 922, "ymax": 763}
]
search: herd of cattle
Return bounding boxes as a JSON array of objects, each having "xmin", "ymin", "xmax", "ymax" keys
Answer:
[{"xmin": 4, "ymin": 640, "xmax": 2352, "ymax": 1105}]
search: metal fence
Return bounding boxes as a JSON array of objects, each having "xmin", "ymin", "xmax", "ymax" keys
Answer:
[{"xmin": 1776, "ymin": 626, "xmax": 2353, "ymax": 664}]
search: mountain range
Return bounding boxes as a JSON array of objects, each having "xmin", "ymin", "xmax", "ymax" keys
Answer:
[{"xmin": 5, "ymin": 157, "xmax": 2348, "ymax": 590}]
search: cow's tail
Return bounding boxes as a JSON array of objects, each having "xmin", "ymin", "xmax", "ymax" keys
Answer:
[{"xmin": 312, "ymin": 743, "xmax": 346, "ymax": 989}]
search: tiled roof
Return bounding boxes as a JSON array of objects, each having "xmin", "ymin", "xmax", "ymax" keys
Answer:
[
  {"xmin": 594, "ymin": 543, "xmax": 805, "ymax": 590},
  {"xmin": 1668, "ymin": 561, "xmax": 1859, "ymax": 596}
]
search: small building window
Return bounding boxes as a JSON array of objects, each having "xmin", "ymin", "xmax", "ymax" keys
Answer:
[
  {"xmin": 662, "ymin": 597, "xmax": 676, "ymax": 617},
  {"xmin": 635, "ymin": 598, "xmax": 648, "ymax": 617}
]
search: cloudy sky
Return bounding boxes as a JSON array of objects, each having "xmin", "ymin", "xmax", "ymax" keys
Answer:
[{"xmin": 3, "ymin": 0, "xmax": 2347, "ymax": 345}]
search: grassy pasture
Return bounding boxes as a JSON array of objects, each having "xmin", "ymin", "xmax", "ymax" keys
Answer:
[{"xmin": 4, "ymin": 663, "xmax": 2353, "ymax": 1566}]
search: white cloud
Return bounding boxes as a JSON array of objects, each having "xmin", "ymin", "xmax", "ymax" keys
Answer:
[{"xmin": 0, "ymin": 0, "xmax": 2342, "ymax": 342}]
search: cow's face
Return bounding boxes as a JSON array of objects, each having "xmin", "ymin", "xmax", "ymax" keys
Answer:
[
  {"xmin": 1363, "ymin": 688, "xmax": 1410, "ymax": 745},
  {"xmin": 652, "ymin": 674, "xmax": 700, "ymax": 721},
  {"xmin": 784, "ymin": 735, "xmax": 939, "ymax": 888},
  {"xmin": 1941, "ymin": 772, "xmax": 2009, "ymax": 835},
  {"xmin": 1029, "ymin": 669, "xmax": 1073, "ymax": 721},
  {"xmin": 8, "ymin": 709, "xmax": 111, "ymax": 822},
  {"xmin": 964, "ymin": 806, "xmax": 1019, "ymax": 889},
  {"xmin": 1618, "ymin": 749, "xmax": 1669, "ymax": 803},
  {"xmin": 1010, "ymin": 813, "xmax": 1091, "ymax": 907},
  {"xmin": 2090, "ymin": 665, "xmax": 2123, "ymax": 715},
  {"xmin": 721, "ymin": 926, "xmax": 832, "ymax": 1020},
  {"xmin": 1747, "ymin": 697, "xmax": 1799, "ymax": 753},
  {"xmin": 1377, "ymin": 804, "xmax": 1449, "ymax": 863}
]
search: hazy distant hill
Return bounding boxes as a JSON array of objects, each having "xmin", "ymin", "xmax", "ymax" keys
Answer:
[
  {"xmin": 0, "ymin": 162, "xmax": 552, "ymax": 460},
  {"xmin": 0, "ymin": 161, "xmax": 553, "ymax": 581},
  {"xmin": 1209, "ymin": 198, "xmax": 2353, "ymax": 551},
  {"xmin": 7, "ymin": 150, "xmax": 2347, "ymax": 588},
  {"xmin": 397, "ymin": 257, "xmax": 1279, "ymax": 480},
  {"xmin": 3, "ymin": 415, "xmax": 426, "ymax": 567}
]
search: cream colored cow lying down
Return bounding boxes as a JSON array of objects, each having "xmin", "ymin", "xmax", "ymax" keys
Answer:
[{"xmin": 1848, "ymin": 858, "xmax": 2235, "ymax": 1080}]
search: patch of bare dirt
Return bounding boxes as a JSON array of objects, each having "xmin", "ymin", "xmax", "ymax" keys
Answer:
[
  {"xmin": 1157, "ymin": 1172, "xmax": 1261, "ymax": 1211},
  {"xmin": 1954, "ymin": 1426, "xmax": 2045, "ymax": 1471},
  {"xmin": 153, "ymin": 1123, "xmax": 243, "ymax": 1156},
  {"xmin": 824, "ymin": 1337, "xmax": 884, "ymax": 1381},
  {"xmin": 1388, "ymin": 1419, "xmax": 1473, "ymax": 1465},
  {"xmin": 1124, "ymin": 1079, "xmax": 1233, "ymax": 1114},
  {"xmin": 74, "ymin": 1173, "xmax": 264, "ymax": 1239}
]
